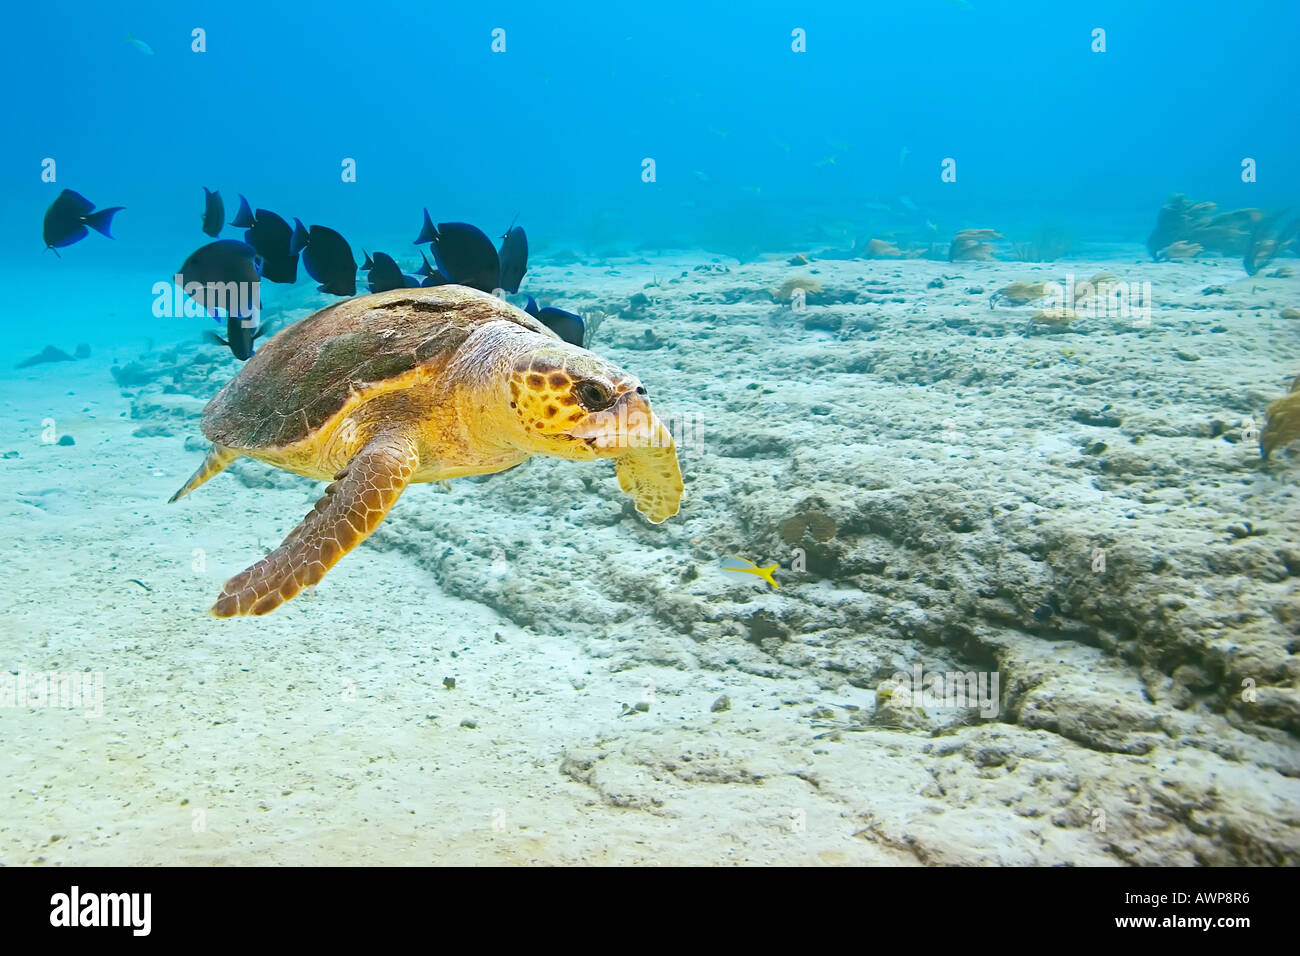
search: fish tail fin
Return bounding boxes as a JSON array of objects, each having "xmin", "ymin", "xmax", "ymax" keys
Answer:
[
  {"xmin": 83, "ymin": 206, "xmax": 124, "ymax": 238},
  {"xmin": 230, "ymin": 194, "xmax": 256, "ymax": 228},
  {"xmin": 289, "ymin": 218, "xmax": 309, "ymax": 255},
  {"xmin": 414, "ymin": 208, "xmax": 437, "ymax": 244},
  {"xmin": 758, "ymin": 565, "xmax": 781, "ymax": 589}
]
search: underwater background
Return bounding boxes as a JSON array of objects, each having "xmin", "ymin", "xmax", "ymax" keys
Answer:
[
  {"xmin": 5, "ymin": 0, "xmax": 1300, "ymax": 350},
  {"xmin": 1, "ymin": 0, "xmax": 1298, "ymax": 865}
]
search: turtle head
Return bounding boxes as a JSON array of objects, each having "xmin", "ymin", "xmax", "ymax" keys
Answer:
[
  {"xmin": 503, "ymin": 346, "xmax": 660, "ymax": 460},
  {"xmin": 497, "ymin": 340, "xmax": 684, "ymax": 523}
]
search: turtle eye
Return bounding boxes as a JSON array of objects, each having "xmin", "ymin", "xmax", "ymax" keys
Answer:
[{"xmin": 576, "ymin": 380, "xmax": 615, "ymax": 411}]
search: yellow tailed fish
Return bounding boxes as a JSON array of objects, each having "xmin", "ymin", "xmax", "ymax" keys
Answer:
[{"xmin": 721, "ymin": 557, "xmax": 780, "ymax": 589}]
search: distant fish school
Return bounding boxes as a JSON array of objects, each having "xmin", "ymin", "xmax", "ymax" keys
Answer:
[{"xmin": 41, "ymin": 181, "xmax": 609, "ymax": 361}]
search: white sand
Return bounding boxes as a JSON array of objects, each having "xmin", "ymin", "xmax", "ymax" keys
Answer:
[{"xmin": 1, "ymin": 248, "xmax": 1297, "ymax": 865}]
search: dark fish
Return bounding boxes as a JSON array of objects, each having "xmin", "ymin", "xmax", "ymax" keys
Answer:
[
  {"xmin": 367, "ymin": 252, "xmax": 421, "ymax": 293},
  {"xmin": 178, "ymin": 240, "xmax": 261, "ymax": 320},
  {"xmin": 230, "ymin": 193, "xmax": 256, "ymax": 228},
  {"xmin": 361, "ymin": 249, "xmax": 375, "ymax": 271},
  {"xmin": 42, "ymin": 189, "xmax": 124, "ymax": 255},
  {"xmin": 205, "ymin": 312, "xmax": 265, "ymax": 361},
  {"xmin": 16, "ymin": 345, "xmax": 76, "ymax": 369},
  {"xmin": 296, "ymin": 224, "xmax": 357, "ymax": 296},
  {"xmin": 413, "ymin": 249, "xmax": 448, "ymax": 285},
  {"xmin": 498, "ymin": 224, "xmax": 528, "ymax": 293},
  {"xmin": 423, "ymin": 218, "xmax": 500, "ymax": 293},
  {"xmin": 525, "ymin": 297, "xmax": 584, "ymax": 346},
  {"xmin": 243, "ymin": 208, "xmax": 298, "ymax": 284},
  {"xmin": 201, "ymin": 188, "xmax": 224, "ymax": 237}
]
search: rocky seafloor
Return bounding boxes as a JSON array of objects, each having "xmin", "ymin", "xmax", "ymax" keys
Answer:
[{"xmin": 12, "ymin": 246, "xmax": 1298, "ymax": 865}]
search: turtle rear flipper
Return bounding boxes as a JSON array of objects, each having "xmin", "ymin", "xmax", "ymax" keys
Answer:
[
  {"xmin": 211, "ymin": 431, "xmax": 420, "ymax": 617},
  {"xmin": 169, "ymin": 443, "xmax": 239, "ymax": 502},
  {"xmin": 614, "ymin": 414, "xmax": 683, "ymax": 524}
]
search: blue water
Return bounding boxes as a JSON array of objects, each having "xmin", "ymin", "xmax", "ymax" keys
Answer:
[
  {"xmin": 3, "ymin": 0, "xmax": 1297, "ymax": 351},
  {"xmin": 3, "ymin": 0, "xmax": 1300, "ymax": 871}
]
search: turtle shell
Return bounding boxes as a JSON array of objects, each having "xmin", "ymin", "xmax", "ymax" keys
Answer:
[{"xmin": 202, "ymin": 286, "xmax": 557, "ymax": 449}]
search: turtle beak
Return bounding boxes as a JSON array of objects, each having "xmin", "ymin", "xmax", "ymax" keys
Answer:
[{"xmin": 569, "ymin": 385, "xmax": 658, "ymax": 455}]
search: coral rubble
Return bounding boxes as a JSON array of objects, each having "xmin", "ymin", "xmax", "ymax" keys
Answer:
[
  {"xmin": 949, "ymin": 229, "xmax": 1002, "ymax": 262},
  {"xmin": 1260, "ymin": 376, "xmax": 1300, "ymax": 460}
]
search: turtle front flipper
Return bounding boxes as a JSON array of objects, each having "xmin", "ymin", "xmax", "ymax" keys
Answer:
[
  {"xmin": 169, "ymin": 443, "xmax": 240, "ymax": 502},
  {"xmin": 614, "ymin": 414, "xmax": 683, "ymax": 524},
  {"xmin": 211, "ymin": 430, "xmax": 420, "ymax": 617}
]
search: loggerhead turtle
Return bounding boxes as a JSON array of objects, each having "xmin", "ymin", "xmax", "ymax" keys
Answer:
[{"xmin": 170, "ymin": 286, "xmax": 683, "ymax": 616}]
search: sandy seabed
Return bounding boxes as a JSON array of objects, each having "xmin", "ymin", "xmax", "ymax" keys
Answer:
[{"xmin": 1, "ymin": 247, "xmax": 1297, "ymax": 865}]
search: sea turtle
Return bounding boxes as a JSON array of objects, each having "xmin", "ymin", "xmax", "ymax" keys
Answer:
[{"xmin": 170, "ymin": 286, "xmax": 683, "ymax": 616}]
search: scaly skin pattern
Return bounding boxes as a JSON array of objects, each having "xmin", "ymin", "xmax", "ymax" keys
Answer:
[{"xmin": 211, "ymin": 430, "xmax": 421, "ymax": 617}]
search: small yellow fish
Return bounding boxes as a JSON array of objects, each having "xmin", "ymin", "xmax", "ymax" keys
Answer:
[{"xmin": 721, "ymin": 557, "xmax": 780, "ymax": 589}]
